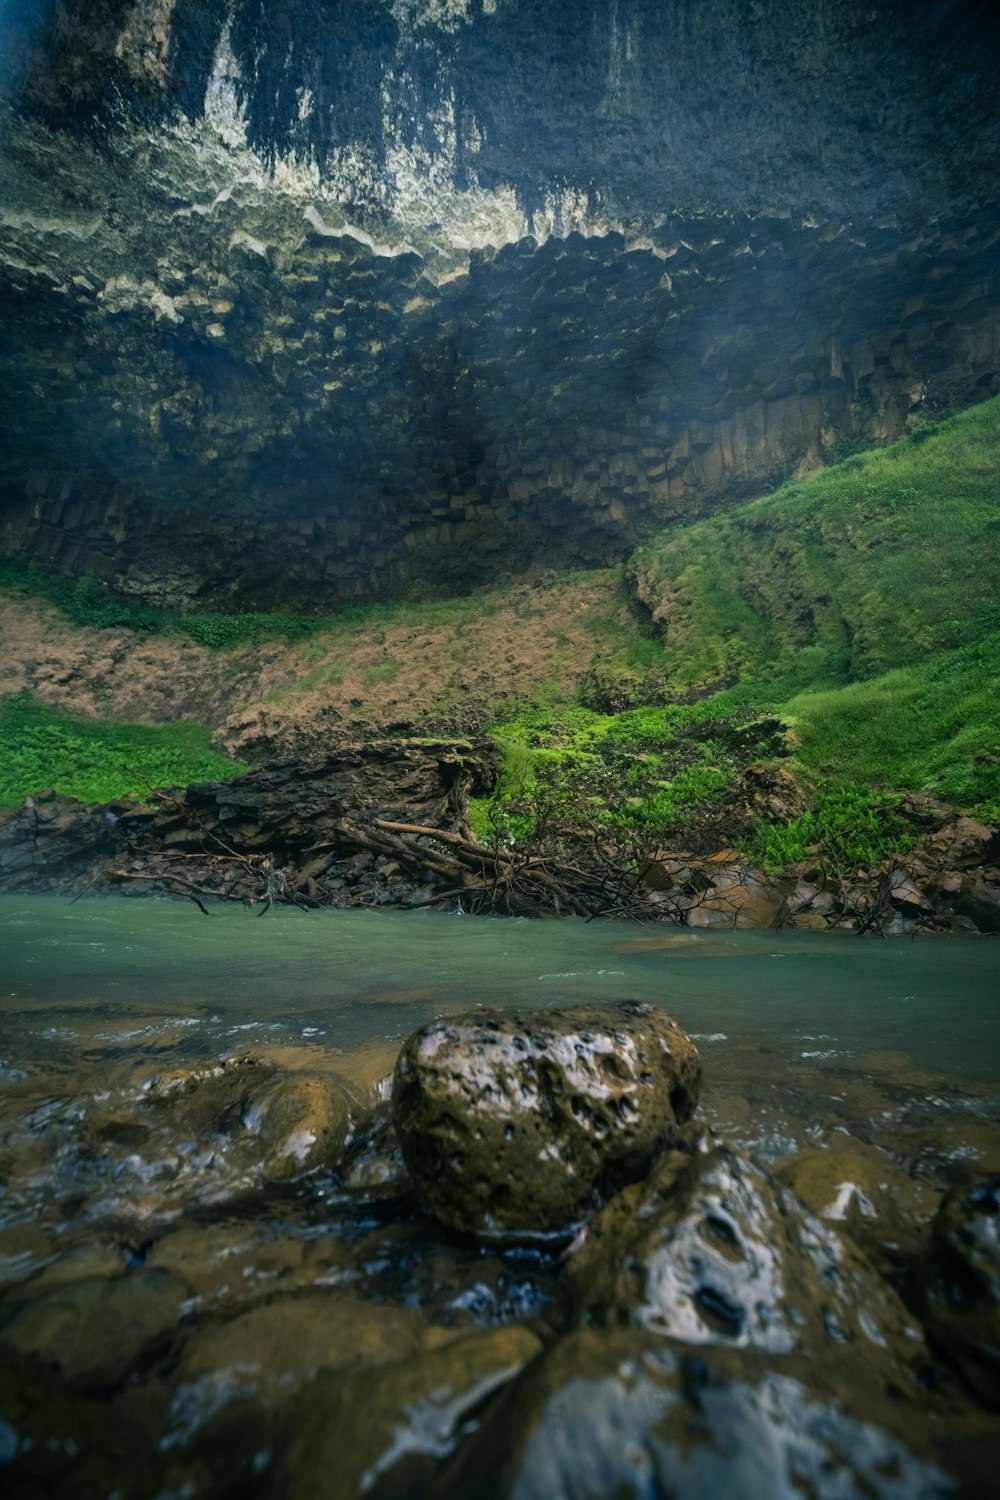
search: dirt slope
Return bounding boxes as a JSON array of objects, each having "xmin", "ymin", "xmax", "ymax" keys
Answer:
[{"xmin": 0, "ymin": 571, "xmax": 636, "ymax": 757}]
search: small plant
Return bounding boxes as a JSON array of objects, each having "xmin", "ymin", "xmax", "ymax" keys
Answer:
[{"xmin": 747, "ymin": 788, "xmax": 912, "ymax": 874}]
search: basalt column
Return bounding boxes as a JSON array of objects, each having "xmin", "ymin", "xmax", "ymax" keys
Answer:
[{"xmin": 1, "ymin": 0, "xmax": 998, "ymax": 608}]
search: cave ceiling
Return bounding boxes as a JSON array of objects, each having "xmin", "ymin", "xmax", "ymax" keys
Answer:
[{"xmin": 1, "ymin": 0, "xmax": 998, "ymax": 607}]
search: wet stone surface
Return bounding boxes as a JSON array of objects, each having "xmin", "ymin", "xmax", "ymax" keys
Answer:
[
  {"xmin": 392, "ymin": 1001, "xmax": 701, "ymax": 1237},
  {"xmin": 0, "ymin": 945, "xmax": 998, "ymax": 1499},
  {"xmin": 565, "ymin": 1134, "xmax": 928, "ymax": 1390},
  {"xmin": 432, "ymin": 1328, "xmax": 958, "ymax": 1500},
  {"xmin": 920, "ymin": 1175, "xmax": 1000, "ymax": 1408}
]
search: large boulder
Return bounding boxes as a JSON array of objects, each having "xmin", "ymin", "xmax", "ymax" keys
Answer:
[
  {"xmin": 431, "ymin": 1328, "xmax": 955, "ymax": 1500},
  {"xmin": 565, "ymin": 1136, "xmax": 927, "ymax": 1384},
  {"xmin": 392, "ymin": 1002, "xmax": 701, "ymax": 1237}
]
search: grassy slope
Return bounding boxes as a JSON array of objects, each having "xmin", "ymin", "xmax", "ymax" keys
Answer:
[
  {"xmin": 478, "ymin": 399, "xmax": 1000, "ymax": 844},
  {"xmin": 629, "ymin": 399, "xmax": 1000, "ymax": 693},
  {"xmin": 1, "ymin": 399, "xmax": 998, "ymax": 846}
]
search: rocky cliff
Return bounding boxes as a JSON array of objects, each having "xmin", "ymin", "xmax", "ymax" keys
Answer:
[{"xmin": 1, "ymin": 1, "xmax": 998, "ymax": 607}]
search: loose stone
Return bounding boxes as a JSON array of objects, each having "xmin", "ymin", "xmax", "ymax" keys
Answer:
[{"xmin": 391, "ymin": 1001, "xmax": 701, "ymax": 1237}]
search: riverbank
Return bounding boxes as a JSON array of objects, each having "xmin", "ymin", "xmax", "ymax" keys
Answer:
[{"xmin": 1, "ymin": 742, "xmax": 997, "ymax": 934}]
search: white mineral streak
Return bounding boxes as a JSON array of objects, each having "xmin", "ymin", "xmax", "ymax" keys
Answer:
[
  {"xmin": 359, "ymin": 1364, "xmax": 525, "ymax": 1495},
  {"xmin": 183, "ymin": 3, "xmax": 639, "ymax": 270}
]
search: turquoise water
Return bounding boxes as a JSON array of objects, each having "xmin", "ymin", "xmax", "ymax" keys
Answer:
[
  {"xmin": 2, "ymin": 895, "xmax": 997, "ymax": 1176},
  {"xmin": 3, "ymin": 894, "xmax": 997, "ymax": 1046}
]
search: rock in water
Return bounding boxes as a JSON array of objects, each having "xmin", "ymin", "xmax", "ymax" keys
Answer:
[
  {"xmin": 565, "ymin": 1140, "xmax": 926, "ymax": 1378},
  {"xmin": 919, "ymin": 1174, "xmax": 1000, "ymax": 1406},
  {"xmin": 391, "ymin": 1002, "xmax": 701, "ymax": 1237}
]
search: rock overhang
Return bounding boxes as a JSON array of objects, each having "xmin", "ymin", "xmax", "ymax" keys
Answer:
[{"xmin": 1, "ymin": 0, "xmax": 999, "ymax": 607}]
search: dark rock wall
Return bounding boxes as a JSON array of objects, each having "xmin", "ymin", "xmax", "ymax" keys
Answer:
[{"xmin": 1, "ymin": 1, "xmax": 998, "ymax": 608}]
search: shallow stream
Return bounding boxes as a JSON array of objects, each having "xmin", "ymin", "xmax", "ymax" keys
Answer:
[{"xmin": 1, "ymin": 897, "xmax": 998, "ymax": 1496}]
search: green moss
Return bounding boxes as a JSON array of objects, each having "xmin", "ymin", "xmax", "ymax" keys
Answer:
[
  {"xmin": 0, "ymin": 692, "xmax": 247, "ymax": 808},
  {"xmin": 631, "ymin": 395, "xmax": 1000, "ymax": 694}
]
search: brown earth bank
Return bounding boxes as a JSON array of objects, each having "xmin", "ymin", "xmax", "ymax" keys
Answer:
[
  {"xmin": 0, "ymin": 573, "xmax": 641, "ymax": 756},
  {"xmin": 1, "ymin": 744, "xmax": 997, "ymax": 935}
]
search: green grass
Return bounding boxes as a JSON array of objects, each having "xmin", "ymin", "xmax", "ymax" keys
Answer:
[
  {"xmin": 630, "ymin": 397, "xmax": 1000, "ymax": 694},
  {"xmin": 785, "ymin": 631, "xmax": 1000, "ymax": 823},
  {"xmin": 0, "ymin": 691, "xmax": 248, "ymax": 808},
  {"xmin": 469, "ymin": 402, "xmax": 1000, "ymax": 864}
]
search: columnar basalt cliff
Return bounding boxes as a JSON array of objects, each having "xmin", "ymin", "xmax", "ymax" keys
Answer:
[{"xmin": 1, "ymin": 1, "xmax": 999, "ymax": 607}]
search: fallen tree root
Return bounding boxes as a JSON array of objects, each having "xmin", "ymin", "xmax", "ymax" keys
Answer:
[
  {"xmin": 108, "ymin": 868, "xmax": 214, "ymax": 915},
  {"xmin": 370, "ymin": 817, "xmax": 650, "ymax": 919}
]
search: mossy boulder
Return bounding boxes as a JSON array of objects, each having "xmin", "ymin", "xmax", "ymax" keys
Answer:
[{"xmin": 391, "ymin": 1001, "xmax": 701, "ymax": 1237}]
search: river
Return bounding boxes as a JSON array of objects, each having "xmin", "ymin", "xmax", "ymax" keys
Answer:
[{"xmin": 1, "ymin": 896, "xmax": 998, "ymax": 1495}]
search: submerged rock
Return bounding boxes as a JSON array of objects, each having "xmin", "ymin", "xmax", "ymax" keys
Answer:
[
  {"xmin": 565, "ymin": 1138, "xmax": 926, "ymax": 1381},
  {"xmin": 0, "ymin": 1269, "xmax": 187, "ymax": 1390},
  {"xmin": 919, "ymin": 1174, "xmax": 1000, "ymax": 1406},
  {"xmin": 391, "ymin": 1002, "xmax": 701, "ymax": 1237},
  {"xmin": 432, "ymin": 1328, "xmax": 955, "ymax": 1500}
]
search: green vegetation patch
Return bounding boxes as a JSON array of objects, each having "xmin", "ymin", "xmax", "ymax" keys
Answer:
[
  {"xmin": 786, "ymin": 631, "xmax": 1000, "ymax": 824},
  {"xmin": 631, "ymin": 397, "xmax": 1000, "ymax": 694},
  {"xmin": 468, "ymin": 700, "xmax": 779, "ymax": 848},
  {"xmin": 746, "ymin": 789, "xmax": 912, "ymax": 875},
  {"xmin": 0, "ymin": 691, "xmax": 248, "ymax": 808}
]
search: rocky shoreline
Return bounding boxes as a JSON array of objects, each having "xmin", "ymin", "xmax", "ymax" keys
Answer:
[
  {"xmin": 1, "ymin": 738, "xmax": 998, "ymax": 935},
  {"xmin": 2, "ymin": 1000, "xmax": 998, "ymax": 1497}
]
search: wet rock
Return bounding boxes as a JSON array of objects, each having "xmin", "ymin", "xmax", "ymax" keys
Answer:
[
  {"xmin": 919, "ymin": 1174, "xmax": 1000, "ymax": 1406},
  {"xmin": 0, "ymin": 1354, "xmax": 162, "ymax": 1500},
  {"xmin": 341, "ymin": 1106, "xmax": 414, "ymax": 1199},
  {"xmin": 685, "ymin": 874, "xmax": 783, "ymax": 929},
  {"xmin": 243, "ymin": 1074, "xmax": 352, "ymax": 1180},
  {"xmin": 0, "ymin": 1269, "xmax": 187, "ymax": 1390},
  {"xmin": 144, "ymin": 1221, "xmax": 328, "ymax": 1303},
  {"xmin": 391, "ymin": 1002, "xmax": 701, "ymax": 1237},
  {"xmin": 433, "ymin": 1328, "xmax": 955, "ymax": 1500},
  {"xmin": 955, "ymin": 877, "xmax": 1000, "ymax": 934},
  {"xmin": 565, "ymin": 1138, "xmax": 926, "ymax": 1381},
  {"xmin": 159, "ymin": 1293, "xmax": 425, "ymax": 1453},
  {"xmin": 917, "ymin": 813, "xmax": 998, "ymax": 870},
  {"xmin": 0, "ymin": 796, "xmax": 113, "ymax": 889},
  {"xmin": 268, "ymin": 1325, "xmax": 542, "ymax": 1500},
  {"xmin": 777, "ymin": 1133, "xmax": 939, "ymax": 1269},
  {"xmin": 180, "ymin": 1293, "xmax": 421, "ymax": 1391}
]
